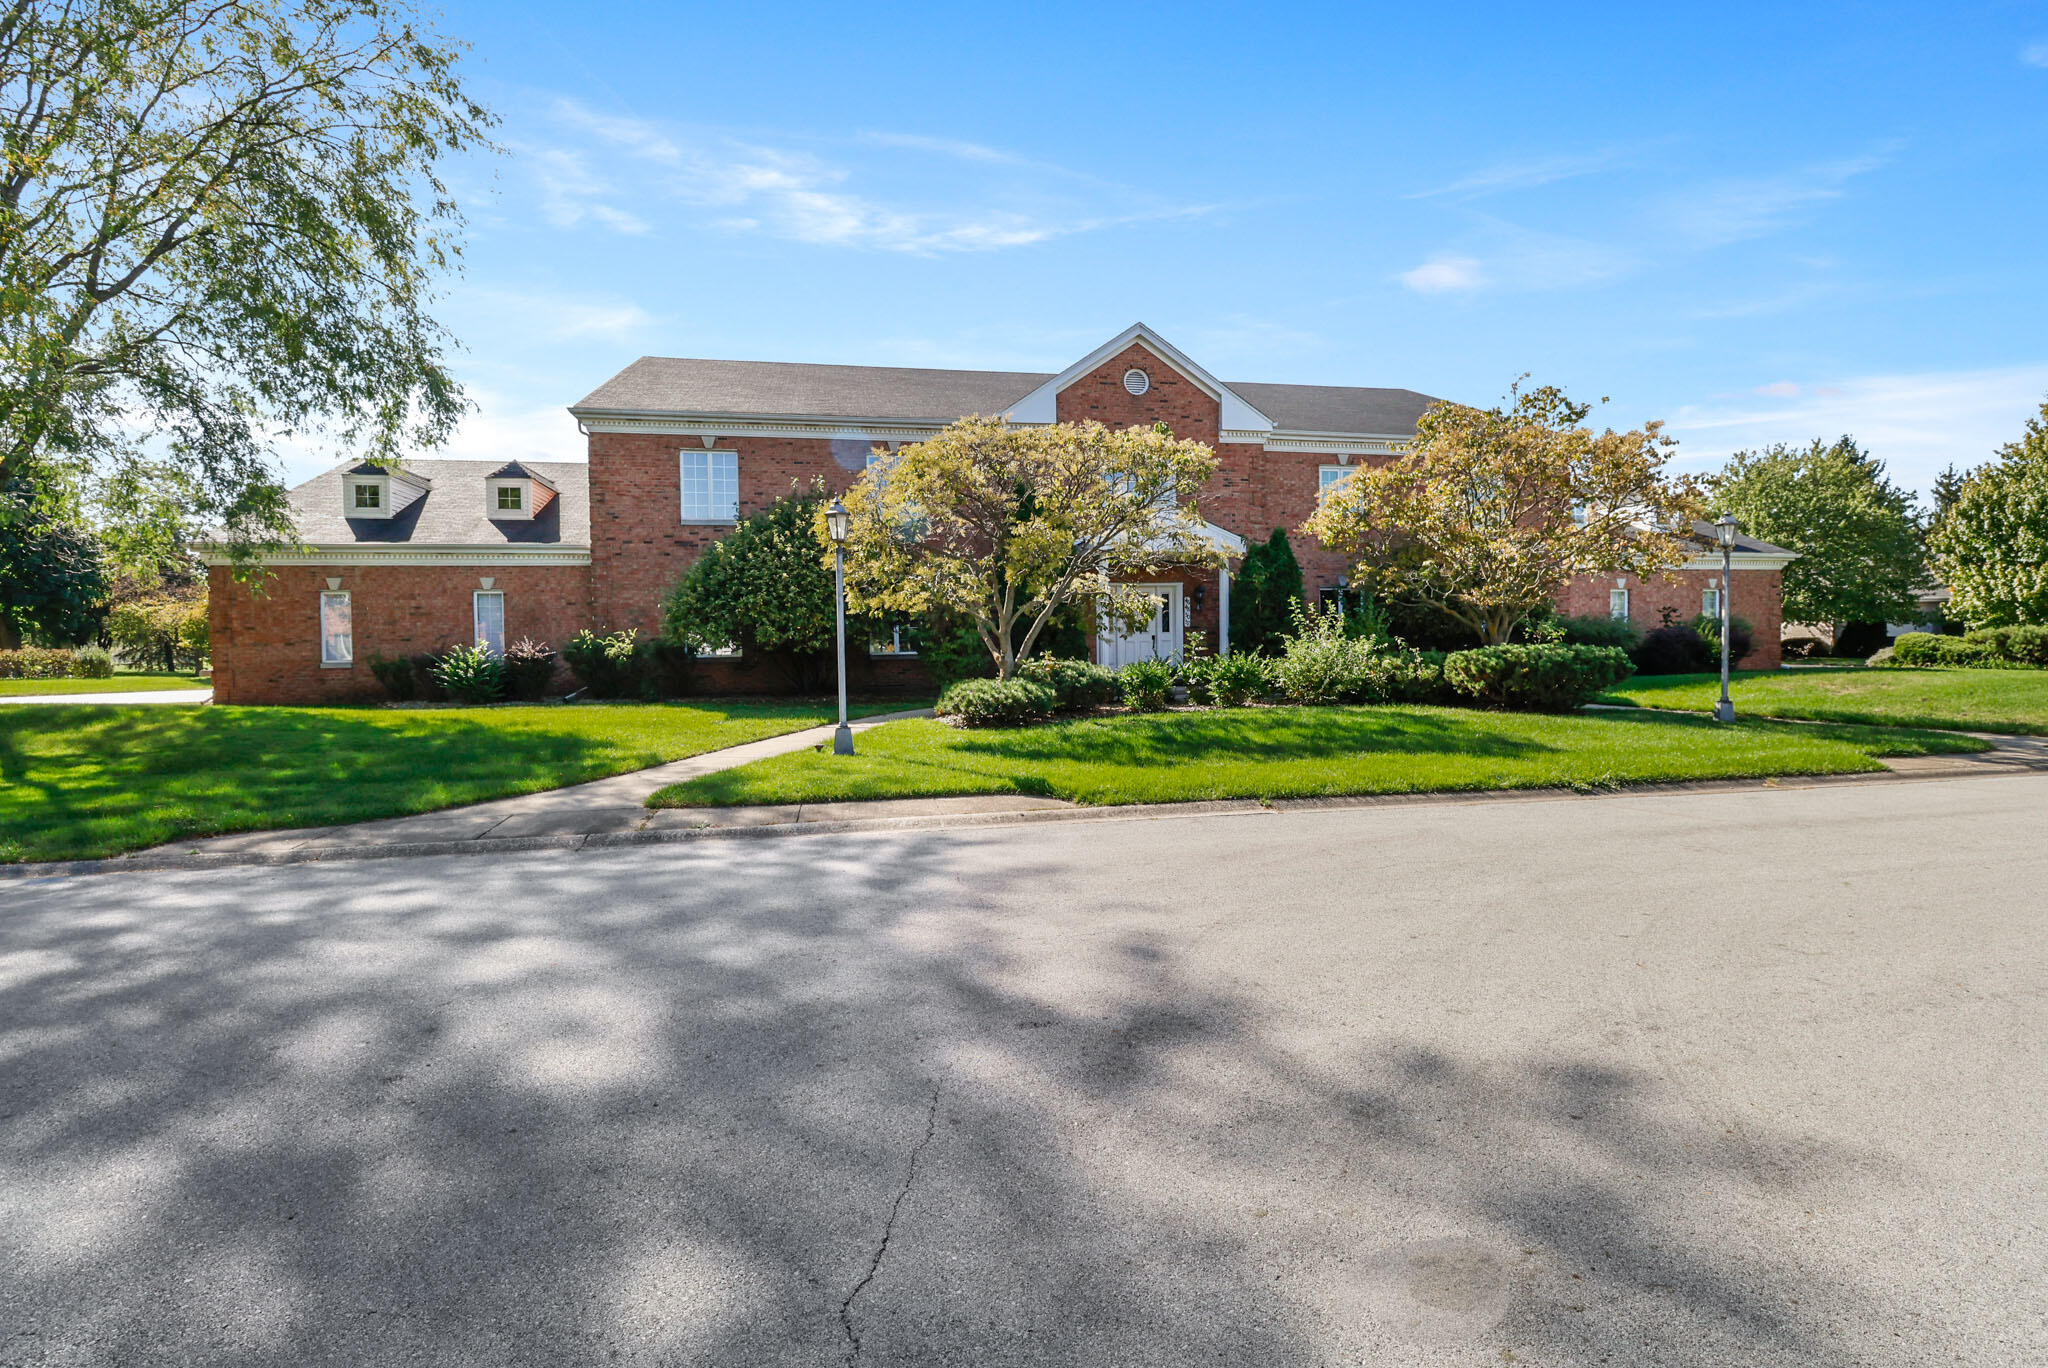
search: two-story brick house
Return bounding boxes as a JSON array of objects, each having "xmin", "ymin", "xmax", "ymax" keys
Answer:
[{"xmin": 207, "ymin": 323, "xmax": 1793, "ymax": 703}]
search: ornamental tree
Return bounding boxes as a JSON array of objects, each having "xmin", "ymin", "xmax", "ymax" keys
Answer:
[
  {"xmin": 1929, "ymin": 398, "xmax": 2048, "ymax": 627},
  {"xmin": 662, "ymin": 482, "xmax": 836, "ymax": 688},
  {"xmin": 835, "ymin": 416, "xmax": 1221, "ymax": 679},
  {"xmin": 1228, "ymin": 527, "xmax": 1305, "ymax": 656},
  {"xmin": 0, "ymin": 0, "xmax": 495, "ymax": 561},
  {"xmin": 1301, "ymin": 382, "xmax": 1702, "ymax": 644},
  {"xmin": 1707, "ymin": 437, "xmax": 1925, "ymax": 632}
]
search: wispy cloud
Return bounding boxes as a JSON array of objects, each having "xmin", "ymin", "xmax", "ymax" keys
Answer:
[
  {"xmin": 1406, "ymin": 149, "xmax": 1626, "ymax": 200},
  {"xmin": 522, "ymin": 146, "xmax": 649, "ymax": 235},
  {"xmin": 526, "ymin": 99, "xmax": 1210, "ymax": 254},
  {"xmin": 1654, "ymin": 150, "xmax": 1893, "ymax": 248},
  {"xmin": 2024, "ymin": 41, "xmax": 2048, "ymax": 68},
  {"xmin": 1397, "ymin": 220, "xmax": 1636, "ymax": 296},
  {"xmin": 1668, "ymin": 363, "xmax": 2048, "ymax": 496},
  {"xmin": 1399, "ymin": 255, "xmax": 1487, "ymax": 293}
]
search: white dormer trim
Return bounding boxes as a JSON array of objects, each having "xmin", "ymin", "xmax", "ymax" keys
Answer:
[
  {"xmin": 485, "ymin": 470, "xmax": 557, "ymax": 522},
  {"xmin": 342, "ymin": 466, "xmax": 429, "ymax": 519},
  {"xmin": 1002, "ymin": 322, "xmax": 1278, "ymax": 436}
]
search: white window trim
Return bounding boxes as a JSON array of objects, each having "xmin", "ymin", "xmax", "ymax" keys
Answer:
[
  {"xmin": 319, "ymin": 589, "xmax": 353, "ymax": 667},
  {"xmin": 1317, "ymin": 465, "xmax": 1350, "ymax": 500},
  {"xmin": 351, "ymin": 480, "xmax": 384, "ymax": 512},
  {"xmin": 1702, "ymin": 586, "xmax": 1721, "ymax": 619},
  {"xmin": 1609, "ymin": 587, "xmax": 1630, "ymax": 621},
  {"xmin": 472, "ymin": 589, "xmax": 505, "ymax": 654},
  {"xmin": 679, "ymin": 448, "xmax": 740, "ymax": 524}
]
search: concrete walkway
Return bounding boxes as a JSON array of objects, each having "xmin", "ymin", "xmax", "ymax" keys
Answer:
[{"xmin": 0, "ymin": 686, "xmax": 211, "ymax": 705}]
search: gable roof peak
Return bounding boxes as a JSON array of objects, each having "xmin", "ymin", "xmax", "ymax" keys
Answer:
[{"xmin": 1003, "ymin": 323, "xmax": 1277, "ymax": 432}]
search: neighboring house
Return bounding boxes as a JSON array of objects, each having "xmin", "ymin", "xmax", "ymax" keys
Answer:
[{"xmin": 207, "ymin": 323, "xmax": 1796, "ymax": 703}]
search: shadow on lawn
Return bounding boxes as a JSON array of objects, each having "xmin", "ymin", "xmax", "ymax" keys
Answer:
[
  {"xmin": 948, "ymin": 707, "xmax": 1560, "ymax": 767},
  {"xmin": 0, "ymin": 836, "xmax": 1919, "ymax": 1365}
]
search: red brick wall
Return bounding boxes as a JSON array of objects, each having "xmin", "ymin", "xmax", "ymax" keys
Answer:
[
  {"xmin": 1556, "ymin": 567, "xmax": 1783, "ymax": 669},
  {"xmin": 1054, "ymin": 342, "xmax": 1223, "ymax": 445},
  {"xmin": 209, "ymin": 563, "xmax": 592, "ymax": 704}
]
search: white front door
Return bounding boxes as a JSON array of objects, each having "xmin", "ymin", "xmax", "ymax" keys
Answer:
[{"xmin": 1096, "ymin": 584, "xmax": 1183, "ymax": 668}]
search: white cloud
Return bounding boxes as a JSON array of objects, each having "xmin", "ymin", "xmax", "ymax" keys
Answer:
[
  {"xmin": 269, "ymin": 388, "xmax": 588, "ymax": 488},
  {"xmin": 1667, "ymin": 363, "xmax": 2048, "ymax": 497},
  {"xmin": 523, "ymin": 146, "xmax": 649, "ymax": 235},
  {"xmin": 1406, "ymin": 149, "xmax": 1625, "ymax": 200},
  {"xmin": 1399, "ymin": 255, "xmax": 1487, "ymax": 293},
  {"xmin": 1654, "ymin": 151, "xmax": 1891, "ymax": 248},
  {"xmin": 2024, "ymin": 41, "xmax": 2048, "ymax": 68},
  {"xmin": 1753, "ymin": 380, "xmax": 1801, "ymax": 397}
]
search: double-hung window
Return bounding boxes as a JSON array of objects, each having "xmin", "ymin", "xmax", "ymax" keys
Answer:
[
  {"xmin": 473, "ymin": 590, "xmax": 505, "ymax": 655},
  {"xmin": 319, "ymin": 590, "xmax": 353, "ymax": 665},
  {"xmin": 1318, "ymin": 466, "xmax": 1351, "ymax": 501},
  {"xmin": 1702, "ymin": 586, "xmax": 1721, "ymax": 619},
  {"xmin": 1609, "ymin": 586, "xmax": 1630, "ymax": 621},
  {"xmin": 680, "ymin": 449, "xmax": 739, "ymax": 522}
]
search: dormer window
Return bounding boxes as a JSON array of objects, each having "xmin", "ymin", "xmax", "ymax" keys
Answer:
[
  {"xmin": 340, "ymin": 462, "xmax": 428, "ymax": 519},
  {"xmin": 353, "ymin": 482, "xmax": 383, "ymax": 511},
  {"xmin": 497, "ymin": 485, "xmax": 523, "ymax": 511},
  {"xmin": 485, "ymin": 460, "xmax": 556, "ymax": 522}
]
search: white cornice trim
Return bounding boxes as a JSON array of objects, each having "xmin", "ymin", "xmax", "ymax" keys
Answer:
[
  {"xmin": 1259, "ymin": 433, "xmax": 1413, "ymax": 455},
  {"xmin": 201, "ymin": 544, "xmax": 592, "ymax": 568},
  {"xmin": 1679, "ymin": 552, "xmax": 1799, "ymax": 571},
  {"xmin": 1001, "ymin": 322, "xmax": 1278, "ymax": 433},
  {"xmin": 576, "ymin": 412, "xmax": 948, "ymax": 442}
]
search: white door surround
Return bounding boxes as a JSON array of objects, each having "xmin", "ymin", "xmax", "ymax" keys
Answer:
[{"xmin": 1097, "ymin": 583, "xmax": 1184, "ymax": 668}]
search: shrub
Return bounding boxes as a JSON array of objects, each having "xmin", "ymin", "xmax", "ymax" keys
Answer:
[
  {"xmin": 1442, "ymin": 643, "xmax": 1635, "ymax": 711},
  {"xmin": 1018, "ymin": 655, "xmax": 1119, "ymax": 710},
  {"xmin": 368, "ymin": 654, "xmax": 417, "ymax": 700},
  {"xmin": 1864, "ymin": 646, "xmax": 1896, "ymax": 667},
  {"xmin": 504, "ymin": 637, "xmax": 558, "ymax": 701},
  {"xmin": 1118, "ymin": 657, "xmax": 1177, "ymax": 711},
  {"xmin": 1693, "ymin": 613, "xmax": 1755, "ymax": 667},
  {"xmin": 432, "ymin": 643, "xmax": 505, "ymax": 704},
  {"xmin": 1963, "ymin": 625, "xmax": 2048, "ymax": 667},
  {"xmin": 1781, "ymin": 636, "xmax": 1827, "ymax": 661},
  {"xmin": 1268, "ymin": 601, "xmax": 1386, "ymax": 704},
  {"xmin": 1188, "ymin": 651, "xmax": 1271, "ymax": 707},
  {"xmin": 563, "ymin": 627, "xmax": 643, "ymax": 698},
  {"xmin": 1373, "ymin": 648, "xmax": 1455, "ymax": 704},
  {"xmin": 1229, "ymin": 527, "xmax": 1306, "ymax": 656},
  {"xmin": 635, "ymin": 639, "xmax": 694, "ymax": 699},
  {"xmin": 1893, "ymin": 633, "xmax": 2002, "ymax": 668},
  {"xmin": 1832, "ymin": 621, "xmax": 1890, "ymax": 659},
  {"xmin": 69, "ymin": 645, "xmax": 113, "ymax": 678},
  {"xmin": 0, "ymin": 646, "xmax": 76, "ymax": 679},
  {"xmin": 1631, "ymin": 624, "xmax": 1715, "ymax": 675},
  {"xmin": 936, "ymin": 676, "xmax": 1057, "ymax": 726},
  {"xmin": 407, "ymin": 651, "xmax": 449, "ymax": 702},
  {"xmin": 1544, "ymin": 612, "xmax": 1642, "ymax": 652}
]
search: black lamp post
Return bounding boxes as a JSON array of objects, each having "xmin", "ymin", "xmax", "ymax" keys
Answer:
[
  {"xmin": 1715, "ymin": 512, "xmax": 1738, "ymax": 723},
  {"xmin": 826, "ymin": 499, "xmax": 854, "ymax": 755}
]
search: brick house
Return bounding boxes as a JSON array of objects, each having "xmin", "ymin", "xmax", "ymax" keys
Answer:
[{"xmin": 207, "ymin": 323, "xmax": 1794, "ymax": 703}]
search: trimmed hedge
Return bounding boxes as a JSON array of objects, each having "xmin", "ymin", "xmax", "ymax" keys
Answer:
[
  {"xmin": 1892, "ymin": 627, "xmax": 2048, "ymax": 670},
  {"xmin": 1442, "ymin": 643, "xmax": 1636, "ymax": 712},
  {"xmin": 1631, "ymin": 625, "xmax": 1714, "ymax": 676},
  {"xmin": 1017, "ymin": 655, "xmax": 1120, "ymax": 709},
  {"xmin": 936, "ymin": 676, "xmax": 1058, "ymax": 726},
  {"xmin": 0, "ymin": 647, "xmax": 112, "ymax": 680}
]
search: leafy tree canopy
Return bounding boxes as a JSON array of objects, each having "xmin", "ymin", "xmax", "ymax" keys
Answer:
[
  {"xmin": 0, "ymin": 474, "xmax": 107, "ymax": 645},
  {"xmin": 1228, "ymin": 527, "xmax": 1303, "ymax": 656},
  {"xmin": 662, "ymin": 482, "xmax": 836, "ymax": 664},
  {"xmin": 838, "ymin": 416, "xmax": 1221, "ymax": 678},
  {"xmin": 1708, "ymin": 436, "xmax": 1927, "ymax": 629},
  {"xmin": 1929, "ymin": 399, "xmax": 2048, "ymax": 628},
  {"xmin": 1303, "ymin": 381, "xmax": 1702, "ymax": 645},
  {"xmin": 0, "ymin": 0, "xmax": 495, "ymax": 563}
]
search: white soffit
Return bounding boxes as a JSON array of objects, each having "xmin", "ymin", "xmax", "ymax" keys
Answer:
[{"xmin": 1003, "ymin": 322, "xmax": 1277, "ymax": 435}]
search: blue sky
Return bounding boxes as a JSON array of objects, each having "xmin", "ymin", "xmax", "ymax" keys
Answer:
[{"xmin": 360, "ymin": 0, "xmax": 2048, "ymax": 502}]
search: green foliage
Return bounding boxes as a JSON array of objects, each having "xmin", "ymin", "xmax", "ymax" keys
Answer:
[
  {"xmin": 431, "ymin": 643, "xmax": 505, "ymax": 704},
  {"xmin": 935, "ymin": 676, "xmax": 1057, "ymax": 727},
  {"xmin": 1710, "ymin": 437, "xmax": 1926, "ymax": 628},
  {"xmin": 1892, "ymin": 629, "xmax": 2048, "ymax": 670},
  {"xmin": 1692, "ymin": 613, "xmax": 1754, "ymax": 667},
  {"xmin": 563, "ymin": 628, "xmax": 644, "ymax": 699},
  {"xmin": 1631, "ymin": 625, "xmax": 1715, "ymax": 676},
  {"xmin": 368, "ymin": 654, "xmax": 416, "ymax": 701},
  {"xmin": 105, "ymin": 588, "xmax": 208, "ymax": 671},
  {"xmin": 909, "ymin": 620, "xmax": 996, "ymax": 692},
  {"xmin": 0, "ymin": 646, "xmax": 79, "ymax": 678},
  {"xmin": 1116, "ymin": 658, "xmax": 1177, "ymax": 711},
  {"xmin": 1268, "ymin": 601, "xmax": 1391, "ymax": 704},
  {"xmin": 503, "ymin": 637, "xmax": 559, "ymax": 701},
  {"xmin": 1539, "ymin": 612, "xmax": 1642, "ymax": 652},
  {"xmin": 1443, "ymin": 643, "xmax": 1635, "ymax": 711},
  {"xmin": 1229, "ymin": 528, "xmax": 1304, "ymax": 655},
  {"xmin": 662, "ymin": 484, "xmax": 835, "ymax": 686},
  {"xmin": 1016, "ymin": 655, "xmax": 1120, "ymax": 709},
  {"xmin": 1929, "ymin": 400, "xmax": 2048, "ymax": 628},
  {"xmin": 0, "ymin": 481, "xmax": 109, "ymax": 647},
  {"xmin": 69, "ymin": 645, "xmax": 112, "ymax": 678},
  {"xmin": 1187, "ymin": 652, "xmax": 1272, "ymax": 707},
  {"xmin": 0, "ymin": 1, "xmax": 496, "ymax": 565}
]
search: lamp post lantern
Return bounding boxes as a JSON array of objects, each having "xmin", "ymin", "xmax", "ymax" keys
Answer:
[
  {"xmin": 1714, "ymin": 512, "xmax": 1738, "ymax": 723},
  {"xmin": 826, "ymin": 499, "xmax": 854, "ymax": 755}
]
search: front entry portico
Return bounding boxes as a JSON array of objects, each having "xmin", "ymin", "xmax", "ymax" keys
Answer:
[{"xmin": 1097, "ymin": 583, "xmax": 1184, "ymax": 668}]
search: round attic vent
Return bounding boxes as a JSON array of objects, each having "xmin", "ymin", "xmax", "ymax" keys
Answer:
[{"xmin": 1122, "ymin": 368, "xmax": 1150, "ymax": 396}]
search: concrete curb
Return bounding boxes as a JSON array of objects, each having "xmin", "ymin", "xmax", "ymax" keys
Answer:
[{"xmin": 8, "ymin": 760, "xmax": 2041, "ymax": 884}]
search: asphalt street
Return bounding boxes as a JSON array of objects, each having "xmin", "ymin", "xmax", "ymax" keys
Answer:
[{"xmin": 2, "ymin": 773, "xmax": 2043, "ymax": 1366}]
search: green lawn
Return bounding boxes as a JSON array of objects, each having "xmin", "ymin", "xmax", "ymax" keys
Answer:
[
  {"xmin": 0, "ymin": 671, "xmax": 210, "ymax": 696},
  {"xmin": 1601, "ymin": 667, "xmax": 2048, "ymax": 735},
  {"xmin": 0, "ymin": 700, "xmax": 901, "ymax": 863},
  {"xmin": 647, "ymin": 706, "xmax": 1986, "ymax": 810}
]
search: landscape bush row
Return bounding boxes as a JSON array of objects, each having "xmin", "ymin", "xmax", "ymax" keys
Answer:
[
  {"xmin": 935, "ymin": 605, "xmax": 1636, "ymax": 727},
  {"xmin": 364, "ymin": 628, "xmax": 723, "ymax": 704},
  {"xmin": 1885, "ymin": 626, "xmax": 2048, "ymax": 670},
  {"xmin": 0, "ymin": 646, "xmax": 114, "ymax": 680}
]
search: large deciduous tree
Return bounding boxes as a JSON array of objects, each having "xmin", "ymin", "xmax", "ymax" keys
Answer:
[
  {"xmin": 0, "ymin": 473, "xmax": 105, "ymax": 644},
  {"xmin": 836, "ymin": 416, "xmax": 1221, "ymax": 679},
  {"xmin": 1707, "ymin": 437, "xmax": 1926, "ymax": 633},
  {"xmin": 1301, "ymin": 382, "xmax": 1702, "ymax": 644},
  {"xmin": 0, "ymin": 0, "xmax": 494, "ymax": 562},
  {"xmin": 662, "ymin": 482, "xmax": 837, "ymax": 688},
  {"xmin": 1929, "ymin": 398, "xmax": 2048, "ymax": 627}
]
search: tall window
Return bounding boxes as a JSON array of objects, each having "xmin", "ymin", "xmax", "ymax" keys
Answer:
[
  {"xmin": 1609, "ymin": 586, "xmax": 1630, "ymax": 621},
  {"xmin": 1318, "ymin": 466, "xmax": 1350, "ymax": 500},
  {"xmin": 1702, "ymin": 586, "xmax": 1721, "ymax": 619},
  {"xmin": 473, "ymin": 590, "xmax": 505, "ymax": 654},
  {"xmin": 680, "ymin": 449, "xmax": 739, "ymax": 522},
  {"xmin": 319, "ymin": 590, "xmax": 353, "ymax": 665}
]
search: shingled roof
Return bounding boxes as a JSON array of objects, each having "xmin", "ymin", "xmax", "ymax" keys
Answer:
[
  {"xmin": 291, "ymin": 460, "xmax": 587, "ymax": 546},
  {"xmin": 574, "ymin": 356, "xmax": 1440, "ymax": 437}
]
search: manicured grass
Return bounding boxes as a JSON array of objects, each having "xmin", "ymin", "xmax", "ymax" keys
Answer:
[
  {"xmin": 0, "ymin": 700, "xmax": 902, "ymax": 863},
  {"xmin": 1601, "ymin": 667, "xmax": 2048, "ymax": 735},
  {"xmin": 647, "ymin": 706, "xmax": 1986, "ymax": 810},
  {"xmin": 0, "ymin": 671, "xmax": 210, "ymax": 696}
]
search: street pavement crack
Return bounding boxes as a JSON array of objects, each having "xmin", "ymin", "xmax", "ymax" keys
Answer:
[{"xmin": 838, "ymin": 1086, "xmax": 940, "ymax": 1365}]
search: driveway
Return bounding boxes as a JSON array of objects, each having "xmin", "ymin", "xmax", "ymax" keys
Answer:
[{"xmin": 2, "ymin": 774, "xmax": 2043, "ymax": 1366}]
